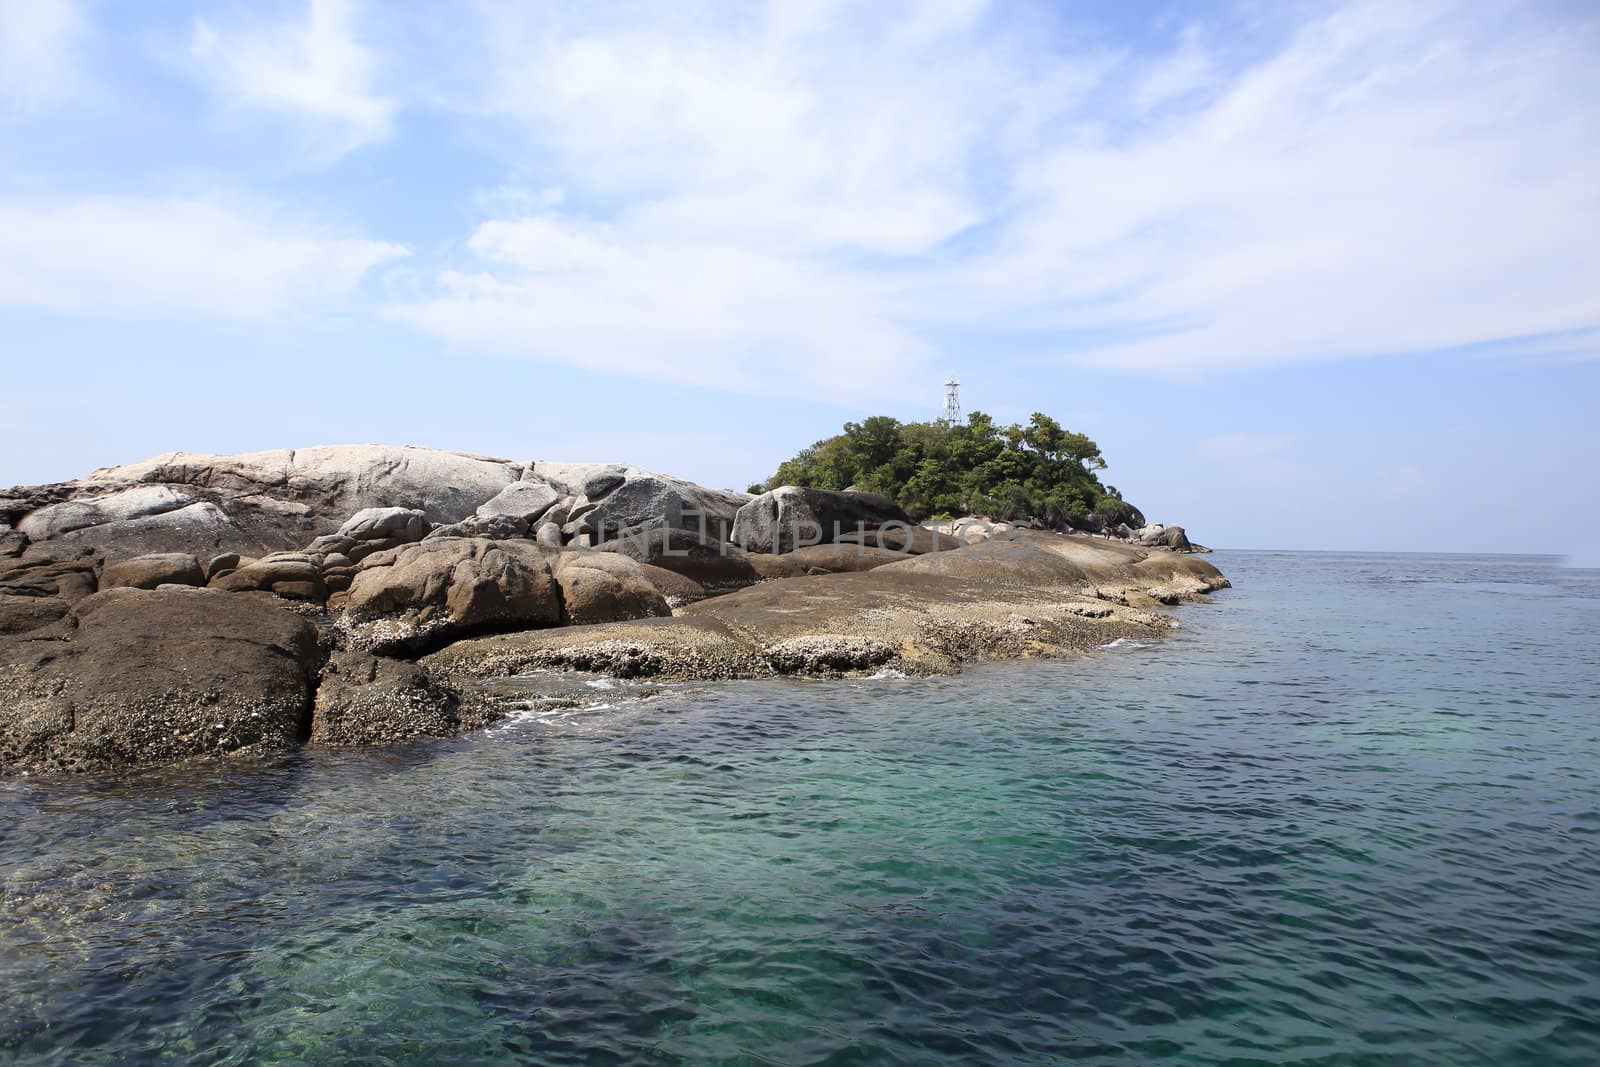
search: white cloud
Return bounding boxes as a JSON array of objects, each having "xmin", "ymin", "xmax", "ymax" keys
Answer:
[
  {"xmin": 385, "ymin": 213, "xmax": 922, "ymax": 396},
  {"xmin": 0, "ymin": 196, "xmax": 408, "ymax": 319},
  {"xmin": 0, "ymin": 0, "xmax": 88, "ymax": 115},
  {"xmin": 384, "ymin": 0, "xmax": 1600, "ymax": 390},
  {"xmin": 977, "ymin": 1, "xmax": 1600, "ymax": 373},
  {"xmin": 189, "ymin": 0, "xmax": 394, "ymax": 161}
]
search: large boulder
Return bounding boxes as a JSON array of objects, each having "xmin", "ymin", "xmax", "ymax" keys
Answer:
[
  {"xmin": 553, "ymin": 551, "xmax": 672, "ymax": 625},
  {"xmin": 339, "ymin": 537, "xmax": 563, "ymax": 654},
  {"xmin": 0, "ymin": 587, "xmax": 322, "ymax": 774},
  {"xmin": 531, "ymin": 462, "xmax": 750, "ymax": 542},
  {"xmin": 99, "ymin": 553, "xmax": 205, "ymax": 591},
  {"xmin": 732, "ymin": 487, "xmax": 911, "ymax": 554},
  {"xmin": 309, "ymin": 650, "xmax": 499, "ymax": 746}
]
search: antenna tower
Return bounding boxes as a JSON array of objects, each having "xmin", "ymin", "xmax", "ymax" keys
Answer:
[{"xmin": 941, "ymin": 376, "xmax": 962, "ymax": 423}]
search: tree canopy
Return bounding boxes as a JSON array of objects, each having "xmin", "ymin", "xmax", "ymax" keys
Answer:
[{"xmin": 754, "ymin": 412, "xmax": 1137, "ymax": 527}]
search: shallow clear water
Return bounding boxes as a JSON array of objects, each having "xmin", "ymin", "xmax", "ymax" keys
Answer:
[{"xmin": 3, "ymin": 551, "xmax": 1598, "ymax": 1065}]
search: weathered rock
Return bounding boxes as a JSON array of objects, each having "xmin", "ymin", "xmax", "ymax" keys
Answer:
[
  {"xmin": 761, "ymin": 636, "xmax": 896, "ymax": 675},
  {"xmin": 339, "ymin": 537, "xmax": 563, "ymax": 655},
  {"xmin": 835, "ymin": 525, "xmax": 962, "ymax": 555},
  {"xmin": 425, "ymin": 516, "xmax": 525, "ymax": 541},
  {"xmin": 17, "ymin": 485, "xmax": 194, "ymax": 541},
  {"xmin": 553, "ymin": 551, "xmax": 672, "ymax": 625},
  {"xmin": 476, "ymin": 482, "xmax": 560, "ymax": 527},
  {"xmin": 424, "ymin": 616, "xmax": 757, "ymax": 681},
  {"xmin": 100, "ymin": 552, "xmax": 205, "ymax": 591},
  {"xmin": 780, "ymin": 543, "xmax": 907, "ymax": 574},
  {"xmin": 0, "ymin": 595, "xmax": 73, "ymax": 637},
  {"xmin": 210, "ymin": 552, "xmax": 328, "ymax": 601},
  {"xmin": 55, "ymin": 501, "xmax": 245, "ymax": 561},
  {"xmin": 534, "ymin": 521, "xmax": 564, "ymax": 549},
  {"xmin": 531, "ymin": 462, "xmax": 750, "ymax": 542},
  {"xmin": 0, "ymin": 543, "xmax": 99, "ymax": 635},
  {"xmin": 309, "ymin": 650, "xmax": 500, "ymax": 746},
  {"xmin": 732, "ymin": 487, "xmax": 911, "ymax": 553},
  {"xmin": 746, "ymin": 554, "xmax": 810, "ymax": 581},
  {"xmin": 207, "ymin": 553, "xmax": 242, "ymax": 579},
  {"xmin": 1141, "ymin": 525, "xmax": 1193, "ymax": 551},
  {"xmin": 0, "ymin": 588, "xmax": 322, "ymax": 774},
  {"xmin": 9, "ymin": 446, "xmax": 525, "ymax": 560},
  {"xmin": 1, "ymin": 529, "xmax": 29, "ymax": 559},
  {"xmin": 597, "ymin": 527, "xmax": 761, "ymax": 588},
  {"xmin": 337, "ymin": 506, "xmax": 431, "ymax": 544}
]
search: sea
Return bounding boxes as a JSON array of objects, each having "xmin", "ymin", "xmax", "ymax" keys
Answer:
[{"xmin": 2, "ymin": 551, "xmax": 1597, "ymax": 1065}]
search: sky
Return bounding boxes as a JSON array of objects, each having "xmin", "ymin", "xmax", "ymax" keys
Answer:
[{"xmin": 2, "ymin": 0, "xmax": 1597, "ymax": 557}]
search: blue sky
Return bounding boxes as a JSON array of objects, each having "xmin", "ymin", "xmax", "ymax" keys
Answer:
[{"xmin": 2, "ymin": 0, "xmax": 1597, "ymax": 557}]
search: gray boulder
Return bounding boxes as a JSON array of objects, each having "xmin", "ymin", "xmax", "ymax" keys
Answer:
[
  {"xmin": 531, "ymin": 462, "xmax": 750, "ymax": 543},
  {"xmin": 338, "ymin": 506, "xmax": 431, "ymax": 543},
  {"xmin": 475, "ymin": 482, "xmax": 559, "ymax": 526},
  {"xmin": 732, "ymin": 487, "xmax": 911, "ymax": 554}
]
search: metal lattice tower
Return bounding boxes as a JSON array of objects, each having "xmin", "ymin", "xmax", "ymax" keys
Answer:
[{"xmin": 941, "ymin": 376, "xmax": 962, "ymax": 424}]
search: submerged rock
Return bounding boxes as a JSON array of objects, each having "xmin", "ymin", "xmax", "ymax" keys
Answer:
[{"xmin": 310, "ymin": 650, "xmax": 500, "ymax": 746}]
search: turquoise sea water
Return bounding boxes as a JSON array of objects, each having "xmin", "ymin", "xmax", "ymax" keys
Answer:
[{"xmin": 2, "ymin": 551, "xmax": 1598, "ymax": 1065}]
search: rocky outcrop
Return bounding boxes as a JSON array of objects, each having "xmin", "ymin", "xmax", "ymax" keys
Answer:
[
  {"xmin": 733, "ymin": 486, "xmax": 911, "ymax": 553},
  {"xmin": 8, "ymin": 446, "xmax": 525, "ymax": 562},
  {"xmin": 0, "ymin": 588, "xmax": 322, "ymax": 774},
  {"xmin": 429, "ymin": 531, "xmax": 1229, "ymax": 686},
  {"xmin": 1, "ymin": 445, "xmax": 1227, "ymax": 776},
  {"xmin": 338, "ymin": 537, "xmax": 563, "ymax": 655},
  {"xmin": 309, "ymin": 650, "xmax": 500, "ymax": 746}
]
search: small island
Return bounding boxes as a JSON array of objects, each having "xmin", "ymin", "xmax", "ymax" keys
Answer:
[{"xmin": 0, "ymin": 415, "xmax": 1226, "ymax": 776}]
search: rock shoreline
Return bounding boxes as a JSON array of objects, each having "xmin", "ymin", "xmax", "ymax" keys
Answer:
[{"xmin": 1, "ymin": 444, "xmax": 1228, "ymax": 775}]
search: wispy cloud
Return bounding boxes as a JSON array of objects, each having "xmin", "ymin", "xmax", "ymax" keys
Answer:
[
  {"xmin": 188, "ymin": 0, "xmax": 394, "ymax": 163},
  {"xmin": 383, "ymin": 0, "xmax": 1600, "ymax": 390},
  {"xmin": 0, "ymin": 0, "xmax": 89, "ymax": 116},
  {"xmin": 0, "ymin": 196, "xmax": 407, "ymax": 319}
]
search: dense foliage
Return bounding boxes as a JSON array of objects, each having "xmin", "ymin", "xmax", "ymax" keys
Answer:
[{"xmin": 755, "ymin": 412, "xmax": 1138, "ymax": 526}]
